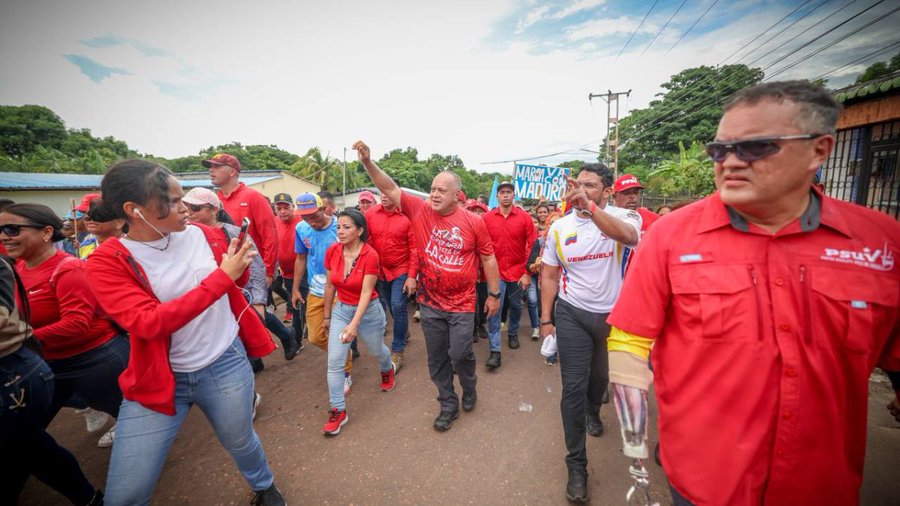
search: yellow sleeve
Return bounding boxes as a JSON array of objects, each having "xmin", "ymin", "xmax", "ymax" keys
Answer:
[{"xmin": 607, "ymin": 326, "xmax": 654, "ymax": 360}]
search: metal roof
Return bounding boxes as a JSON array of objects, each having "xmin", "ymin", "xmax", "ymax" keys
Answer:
[{"xmin": 0, "ymin": 172, "xmax": 279, "ymax": 191}]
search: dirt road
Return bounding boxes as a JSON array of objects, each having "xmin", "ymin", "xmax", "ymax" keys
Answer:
[{"xmin": 21, "ymin": 316, "xmax": 900, "ymax": 505}]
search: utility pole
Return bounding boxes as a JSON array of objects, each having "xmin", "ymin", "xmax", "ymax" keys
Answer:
[
  {"xmin": 342, "ymin": 147, "xmax": 347, "ymax": 210},
  {"xmin": 589, "ymin": 89, "xmax": 631, "ymax": 178}
]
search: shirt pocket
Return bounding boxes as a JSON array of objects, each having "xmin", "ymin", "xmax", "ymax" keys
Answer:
[
  {"xmin": 670, "ymin": 264, "xmax": 759, "ymax": 342},
  {"xmin": 809, "ymin": 266, "xmax": 899, "ymax": 355}
]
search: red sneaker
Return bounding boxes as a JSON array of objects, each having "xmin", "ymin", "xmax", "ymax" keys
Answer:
[
  {"xmin": 282, "ymin": 311, "xmax": 293, "ymax": 324},
  {"xmin": 323, "ymin": 408, "xmax": 348, "ymax": 436},
  {"xmin": 381, "ymin": 363, "xmax": 396, "ymax": 392}
]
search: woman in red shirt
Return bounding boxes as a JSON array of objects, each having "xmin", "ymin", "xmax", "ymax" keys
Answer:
[
  {"xmin": 0, "ymin": 203, "xmax": 128, "ymax": 430},
  {"xmin": 321, "ymin": 208, "xmax": 394, "ymax": 436}
]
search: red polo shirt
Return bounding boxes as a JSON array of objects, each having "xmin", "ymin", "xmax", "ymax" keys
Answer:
[
  {"xmin": 608, "ymin": 190, "xmax": 900, "ymax": 505},
  {"xmin": 325, "ymin": 242, "xmax": 380, "ymax": 306},
  {"xmin": 275, "ymin": 215, "xmax": 302, "ymax": 278},
  {"xmin": 400, "ymin": 192, "xmax": 494, "ymax": 313},
  {"xmin": 365, "ymin": 204, "xmax": 419, "ymax": 281},
  {"xmin": 218, "ymin": 183, "xmax": 278, "ymax": 277},
  {"xmin": 483, "ymin": 205, "xmax": 536, "ymax": 282}
]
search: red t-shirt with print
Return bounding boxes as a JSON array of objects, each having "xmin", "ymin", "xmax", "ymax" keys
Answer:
[
  {"xmin": 325, "ymin": 242, "xmax": 380, "ymax": 306},
  {"xmin": 400, "ymin": 192, "xmax": 494, "ymax": 313}
]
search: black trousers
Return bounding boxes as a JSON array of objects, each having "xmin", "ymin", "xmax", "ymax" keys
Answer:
[
  {"xmin": 420, "ymin": 304, "xmax": 477, "ymax": 413},
  {"xmin": 555, "ymin": 299, "xmax": 610, "ymax": 473}
]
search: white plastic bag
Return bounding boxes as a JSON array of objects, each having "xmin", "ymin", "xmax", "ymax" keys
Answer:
[{"xmin": 540, "ymin": 334, "xmax": 557, "ymax": 357}]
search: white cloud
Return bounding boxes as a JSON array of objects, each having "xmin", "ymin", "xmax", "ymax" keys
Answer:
[
  {"xmin": 515, "ymin": 4, "xmax": 552, "ymax": 34},
  {"xmin": 565, "ymin": 16, "xmax": 657, "ymax": 42},
  {"xmin": 552, "ymin": 0, "xmax": 608, "ymax": 20}
]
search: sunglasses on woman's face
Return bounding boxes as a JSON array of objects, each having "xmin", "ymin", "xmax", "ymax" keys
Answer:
[
  {"xmin": 186, "ymin": 203, "xmax": 212, "ymax": 212},
  {"xmin": 0, "ymin": 223, "xmax": 45, "ymax": 237},
  {"xmin": 706, "ymin": 134, "xmax": 823, "ymax": 163}
]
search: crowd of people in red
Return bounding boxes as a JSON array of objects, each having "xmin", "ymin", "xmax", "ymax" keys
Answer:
[{"xmin": 1, "ymin": 81, "xmax": 898, "ymax": 506}]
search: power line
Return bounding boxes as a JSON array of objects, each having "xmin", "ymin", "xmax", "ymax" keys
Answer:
[
  {"xmin": 764, "ymin": 5, "xmax": 900, "ymax": 80},
  {"xmin": 617, "ymin": 0, "xmax": 659, "ymax": 60},
  {"xmin": 618, "ymin": 0, "xmax": 891, "ymax": 146},
  {"xmin": 480, "ymin": 141, "xmax": 601, "ymax": 165},
  {"xmin": 809, "ymin": 39, "xmax": 900, "ymax": 82},
  {"xmin": 736, "ymin": 0, "xmax": 835, "ymax": 64},
  {"xmin": 720, "ymin": 0, "xmax": 816, "ymax": 64},
  {"xmin": 746, "ymin": 0, "xmax": 869, "ymax": 67},
  {"xmin": 667, "ymin": 0, "xmax": 721, "ymax": 54},
  {"xmin": 640, "ymin": 0, "xmax": 687, "ymax": 58}
]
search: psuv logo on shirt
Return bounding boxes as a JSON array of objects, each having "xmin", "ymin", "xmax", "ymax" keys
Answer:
[
  {"xmin": 821, "ymin": 242, "xmax": 894, "ymax": 271},
  {"xmin": 564, "ymin": 232, "xmax": 577, "ymax": 246}
]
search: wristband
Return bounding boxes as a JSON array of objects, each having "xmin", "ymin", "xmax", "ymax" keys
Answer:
[
  {"xmin": 323, "ymin": 317, "xmax": 331, "ymax": 320},
  {"xmin": 540, "ymin": 321, "xmax": 554, "ymax": 326}
]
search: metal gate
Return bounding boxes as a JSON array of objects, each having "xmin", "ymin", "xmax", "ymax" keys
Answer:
[{"xmin": 823, "ymin": 120, "xmax": 900, "ymax": 219}]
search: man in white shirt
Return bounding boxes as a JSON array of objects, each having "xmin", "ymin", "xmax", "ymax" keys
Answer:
[{"xmin": 540, "ymin": 163, "xmax": 641, "ymax": 503}]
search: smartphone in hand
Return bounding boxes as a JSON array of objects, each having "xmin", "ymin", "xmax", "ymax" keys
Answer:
[{"xmin": 236, "ymin": 217, "xmax": 250, "ymax": 248}]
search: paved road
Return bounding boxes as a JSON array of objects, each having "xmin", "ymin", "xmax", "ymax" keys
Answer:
[{"xmin": 21, "ymin": 313, "xmax": 900, "ymax": 505}]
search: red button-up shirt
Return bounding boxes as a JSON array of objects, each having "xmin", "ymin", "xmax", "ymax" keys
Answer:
[
  {"xmin": 218, "ymin": 183, "xmax": 278, "ymax": 277},
  {"xmin": 365, "ymin": 204, "xmax": 419, "ymax": 281},
  {"xmin": 609, "ymin": 190, "xmax": 900, "ymax": 505},
  {"xmin": 483, "ymin": 205, "xmax": 536, "ymax": 282},
  {"xmin": 275, "ymin": 215, "xmax": 302, "ymax": 278}
]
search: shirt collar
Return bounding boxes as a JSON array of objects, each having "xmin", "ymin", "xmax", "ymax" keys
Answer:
[{"xmin": 699, "ymin": 188, "xmax": 850, "ymax": 237}]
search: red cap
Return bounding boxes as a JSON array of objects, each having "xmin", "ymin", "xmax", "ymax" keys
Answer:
[
  {"xmin": 202, "ymin": 153, "xmax": 241, "ymax": 171},
  {"xmin": 75, "ymin": 193, "xmax": 101, "ymax": 213},
  {"xmin": 613, "ymin": 173, "xmax": 644, "ymax": 193},
  {"xmin": 358, "ymin": 190, "xmax": 377, "ymax": 203},
  {"xmin": 465, "ymin": 199, "xmax": 488, "ymax": 213},
  {"xmin": 457, "ymin": 189, "xmax": 468, "ymax": 202}
]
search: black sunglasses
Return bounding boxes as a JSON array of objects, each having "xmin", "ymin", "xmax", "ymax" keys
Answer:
[
  {"xmin": 706, "ymin": 134, "xmax": 824, "ymax": 163},
  {"xmin": 186, "ymin": 203, "xmax": 213, "ymax": 212},
  {"xmin": 0, "ymin": 224, "xmax": 46, "ymax": 237}
]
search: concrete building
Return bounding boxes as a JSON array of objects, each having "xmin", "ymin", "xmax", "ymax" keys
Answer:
[
  {"xmin": 824, "ymin": 71, "xmax": 900, "ymax": 218},
  {"xmin": 0, "ymin": 170, "xmax": 320, "ymax": 217}
]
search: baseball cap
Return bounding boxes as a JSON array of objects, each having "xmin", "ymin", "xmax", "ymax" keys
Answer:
[
  {"xmin": 457, "ymin": 189, "xmax": 468, "ymax": 202},
  {"xmin": 358, "ymin": 190, "xmax": 376, "ymax": 203},
  {"xmin": 273, "ymin": 193, "xmax": 293, "ymax": 205},
  {"xmin": 497, "ymin": 181, "xmax": 515, "ymax": 191},
  {"xmin": 613, "ymin": 174, "xmax": 644, "ymax": 193},
  {"xmin": 295, "ymin": 192, "xmax": 324, "ymax": 215},
  {"xmin": 201, "ymin": 153, "xmax": 241, "ymax": 171},
  {"xmin": 182, "ymin": 187, "xmax": 222, "ymax": 209},
  {"xmin": 75, "ymin": 193, "xmax": 101, "ymax": 213},
  {"xmin": 465, "ymin": 199, "xmax": 488, "ymax": 213}
]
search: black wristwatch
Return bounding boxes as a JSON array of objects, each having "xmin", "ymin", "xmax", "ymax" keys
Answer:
[{"xmin": 488, "ymin": 291, "xmax": 501, "ymax": 299}]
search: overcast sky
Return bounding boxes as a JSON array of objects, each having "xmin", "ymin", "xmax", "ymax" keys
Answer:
[{"xmin": 1, "ymin": 0, "xmax": 896, "ymax": 174}]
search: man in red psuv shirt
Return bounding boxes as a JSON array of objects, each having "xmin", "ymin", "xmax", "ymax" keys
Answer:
[
  {"xmin": 206, "ymin": 153, "xmax": 278, "ymax": 285},
  {"xmin": 607, "ymin": 81, "xmax": 900, "ymax": 505},
  {"xmin": 272, "ymin": 193, "xmax": 305, "ymax": 339},
  {"xmin": 483, "ymin": 181, "xmax": 536, "ymax": 367},
  {"xmin": 355, "ymin": 140, "xmax": 501, "ymax": 433},
  {"xmin": 366, "ymin": 191, "xmax": 418, "ymax": 373}
]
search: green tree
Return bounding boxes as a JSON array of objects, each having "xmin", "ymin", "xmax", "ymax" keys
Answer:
[
  {"xmin": 855, "ymin": 52, "xmax": 900, "ymax": 83},
  {"xmin": 0, "ymin": 105, "xmax": 68, "ymax": 159},
  {"xmin": 614, "ymin": 64, "xmax": 764, "ymax": 171},
  {"xmin": 645, "ymin": 141, "xmax": 715, "ymax": 197}
]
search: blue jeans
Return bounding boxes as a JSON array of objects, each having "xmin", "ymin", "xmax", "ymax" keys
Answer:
[
  {"xmin": 378, "ymin": 274, "xmax": 409, "ymax": 353},
  {"xmin": 105, "ymin": 339, "xmax": 274, "ymax": 505},
  {"xmin": 488, "ymin": 280, "xmax": 524, "ymax": 351},
  {"xmin": 526, "ymin": 274, "xmax": 541, "ymax": 329},
  {"xmin": 45, "ymin": 333, "xmax": 129, "ymax": 425},
  {"xmin": 327, "ymin": 301, "xmax": 389, "ymax": 411},
  {"xmin": 1, "ymin": 346, "xmax": 96, "ymax": 505}
]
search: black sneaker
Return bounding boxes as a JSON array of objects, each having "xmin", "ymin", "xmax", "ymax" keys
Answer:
[
  {"xmin": 87, "ymin": 490, "xmax": 104, "ymax": 506},
  {"xmin": 585, "ymin": 412, "xmax": 604, "ymax": 438},
  {"xmin": 282, "ymin": 334, "xmax": 301, "ymax": 361},
  {"xmin": 485, "ymin": 351, "xmax": 501, "ymax": 369},
  {"xmin": 462, "ymin": 390, "xmax": 477, "ymax": 412},
  {"xmin": 251, "ymin": 483, "xmax": 286, "ymax": 506},
  {"xmin": 508, "ymin": 335, "xmax": 520, "ymax": 349},
  {"xmin": 250, "ymin": 357, "xmax": 265, "ymax": 374},
  {"xmin": 566, "ymin": 470, "xmax": 588, "ymax": 503},
  {"xmin": 477, "ymin": 325, "xmax": 488, "ymax": 339},
  {"xmin": 433, "ymin": 410, "xmax": 459, "ymax": 432}
]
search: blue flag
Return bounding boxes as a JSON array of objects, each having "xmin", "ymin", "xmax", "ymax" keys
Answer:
[{"xmin": 488, "ymin": 177, "xmax": 499, "ymax": 209}]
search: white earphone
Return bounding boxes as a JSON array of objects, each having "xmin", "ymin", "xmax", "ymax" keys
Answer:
[{"xmin": 134, "ymin": 208, "xmax": 144, "ymax": 218}]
